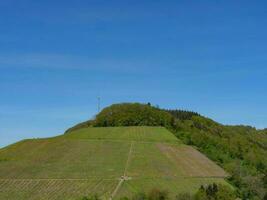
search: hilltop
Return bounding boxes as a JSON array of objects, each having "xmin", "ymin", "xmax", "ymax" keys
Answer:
[{"xmin": 65, "ymin": 103, "xmax": 175, "ymax": 133}]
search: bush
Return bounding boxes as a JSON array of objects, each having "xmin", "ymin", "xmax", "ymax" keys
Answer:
[
  {"xmin": 175, "ymin": 193, "xmax": 193, "ymax": 200},
  {"xmin": 194, "ymin": 184, "xmax": 235, "ymax": 200},
  {"xmin": 119, "ymin": 197, "xmax": 130, "ymax": 200},
  {"xmin": 148, "ymin": 188, "xmax": 169, "ymax": 200}
]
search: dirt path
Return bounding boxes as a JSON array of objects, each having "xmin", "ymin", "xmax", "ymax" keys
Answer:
[
  {"xmin": 109, "ymin": 141, "xmax": 134, "ymax": 200},
  {"xmin": 123, "ymin": 141, "xmax": 134, "ymax": 176}
]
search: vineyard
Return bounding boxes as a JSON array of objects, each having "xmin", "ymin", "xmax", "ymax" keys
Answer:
[{"xmin": 0, "ymin": 127, "xmax": 229, "ymax": 199}]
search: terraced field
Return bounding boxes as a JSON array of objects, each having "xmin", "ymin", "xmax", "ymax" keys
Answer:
[{"xmin": 0, "ymin": 127, "xmax": 229, "ymax": 200}]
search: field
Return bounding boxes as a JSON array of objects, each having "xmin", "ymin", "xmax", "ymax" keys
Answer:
[
  {"xmin": 64, "ymin": 126, "xmax": 179, "ymax": 143},
  {"xmin": 0, "ymin": 126, "xmax": 229, "ymax": 200}
]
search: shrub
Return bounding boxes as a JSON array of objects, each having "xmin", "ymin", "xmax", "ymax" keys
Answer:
[
  {"xmin": 175, "ymin": 193, "xmax": 193, "ymax": 200},
  {"xmin": 148, "ymin": 188, "xmax": 169, "ymax": 200},
  {"xmin": 119, "ymin": 197, "xmax": 130, "ymax": 200},
  {"xmin": 194, "ymin": 184, "xmax": 235, "ymax": 200}
]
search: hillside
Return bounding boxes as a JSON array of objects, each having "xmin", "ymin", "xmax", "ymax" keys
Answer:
[
  {"xmin": 66, "ymin": 103, "xmax": 267, "ymax": 200},
  {"xmin": 171, "ymin": 114, "xmax": 267, "ymax": 200},
  {"xmin": 0, "ymin": 126, "xmax": 228, "ymax": 200}
]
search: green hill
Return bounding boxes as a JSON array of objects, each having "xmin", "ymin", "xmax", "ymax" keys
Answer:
[
  {"xmin": 0, "ymin": 126, "xmax": 228, "ymax": 200},
  {"xmin": 1, "ymin": 102, "xmax": 266, "ymax": 200},
  {"xmin": 65, "ymin": 103, "xmax": 267, "ymax": 200}
]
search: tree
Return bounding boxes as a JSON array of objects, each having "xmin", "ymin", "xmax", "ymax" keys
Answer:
[
  {"xmin": 263, "ymin": 174, "xmax": 267, "ymax": 188},
  {"xmin": 215, "ymin": 185, "xmax": 235, "ymax": 200},
  {"xmin": 194, "ymin": 185, "xmax": 208, "ymax": 200},
  {"xmin": 194, "ymin": 184, "xmax": 235, "ymax": 200},
  {"xmin": 94, "ymin": 103, "xmax": 174, "ymax": 128}
]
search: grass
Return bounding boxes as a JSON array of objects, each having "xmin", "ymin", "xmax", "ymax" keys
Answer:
[
  {"xmin": 0, "ymin": 179, "xmax": 117, "ymax": 200},
  {"xmin": 0, "ymin": 139, "xmax": 130, "ymax": 179},
  {"xmin": 64, "ymin": 126, "xmax": 179, "ymax": 143},
  {"xmin": 0, "ymin": 126, "xmax": 229, "ymax": 200}
]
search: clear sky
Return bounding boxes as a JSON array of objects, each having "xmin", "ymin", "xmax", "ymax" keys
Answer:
[{"xmin": 1, "ymin": 0, "xmax": 267, "ymax": 147}]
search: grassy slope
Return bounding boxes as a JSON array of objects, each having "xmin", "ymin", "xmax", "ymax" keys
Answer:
[
  {"xmin": 64, "ymin": 126, "xmax": 179, "ymax": 143},
  {"xmin": 0, "ymin": 127, "xmax": 229, "ymax": 200}
]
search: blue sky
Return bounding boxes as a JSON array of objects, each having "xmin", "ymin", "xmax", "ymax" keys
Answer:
[{"xmin": 1, "ymin": 0, "xmax": 267, "ymax": 147}]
